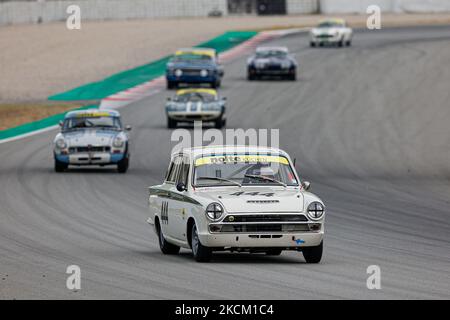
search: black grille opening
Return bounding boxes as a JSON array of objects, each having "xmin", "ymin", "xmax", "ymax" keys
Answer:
[{"xmin": 223, "ymin": 214, "xmax": 307, "ymax": 223}]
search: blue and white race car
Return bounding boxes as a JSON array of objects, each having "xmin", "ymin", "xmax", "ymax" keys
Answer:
[
  {"xmin": 166, "ymin": 48, "xmax": 224, "ymax": 89},
  {"xmin": 53, "ymin": 109, "xmax": 131, "ymax": 173}
]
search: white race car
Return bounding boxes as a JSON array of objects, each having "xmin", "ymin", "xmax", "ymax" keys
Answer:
[
  {"xmin": 147, "ymin": 145, "xmax": 325, "ymax": 262},
  {"xmin": 310, "ymin": 19, "xmax": 353, "ymax": 47},
  {"xmin": 53, "ymin": 109, "xmax": 131, "ymax": 173}
]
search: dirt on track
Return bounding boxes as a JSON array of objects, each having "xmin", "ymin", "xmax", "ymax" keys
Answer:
[{"xmin": 1, "ymin": 13, "xmax": 450, "ymax": 103}]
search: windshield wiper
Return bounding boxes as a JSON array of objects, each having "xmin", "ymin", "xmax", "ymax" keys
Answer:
[
  {"xmin": 244, "ymin": 174, "xmax": 286, "ymax": 187},
  {"xmin": 197, "ymin": 176, "xmax": 241, "ymax": 187}
]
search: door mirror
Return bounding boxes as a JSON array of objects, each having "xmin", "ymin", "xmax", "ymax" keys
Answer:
[
  {"xmin": 59, "ymin": 120, "xmax": 63, "ymax": 127},
  {"xmin": 167, "ymin": 97, "xmax": 172, "ymax": 101},
  {"xmin": 125, "ymin": 125, "xmax": 132, "ymax": 131},
  {"xmin": 176, "ymin": 182, "xmax": 186, "ymax": 192},
  {"xmin": 222, "ymin": 97, "xmax": 227, "ymax": 101},
  {"xmin": 302, "ymin": 181, "xmax": 311, "ymax": 191}
]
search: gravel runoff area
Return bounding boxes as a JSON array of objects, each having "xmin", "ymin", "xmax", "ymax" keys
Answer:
[{"xmin": 1, "ymin": 13, "xmax": 450, "ymax": 103}]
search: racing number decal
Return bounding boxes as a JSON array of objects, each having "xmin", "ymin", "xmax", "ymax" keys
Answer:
[
  {"xmin": 161, "ymin": 201, "xmax": 169, "ymax": 224},
  {"xmin": 230, "ymin": 191, "xmax": 275, "ymax": 197}
]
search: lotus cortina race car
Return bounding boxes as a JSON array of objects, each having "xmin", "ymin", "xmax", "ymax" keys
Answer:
[
  {"xmin": 147, "ymin": 146, "xmax": 325, "ymax": 262},
  {"xmin": 310, "ymin": 19, "xmax": 353, "ymax": 47},
  {"xmin": 165, "ymin": 88, "xmax": 226, "ymax": 129},
  {"xmin": 53, "ymin": 109, "xmax": 131, "ymax": 173},
  {"xmin": 247, "ymin": 46, "xmax": 297, "ymax": 80},
  {"xmin": 166, "ymin": 48, "xmax": 224, "ymax": 89}
]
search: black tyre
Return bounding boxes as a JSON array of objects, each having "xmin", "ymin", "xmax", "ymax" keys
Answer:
[
  {"xmin": 157, "ymin": 221, "xmax": 180, "ymax": 255},
  {"xmin": 214, "ymin": 117, "xmax": 225, "ymax": 129},
  {"xmin": 167, "ymin": 117, "xmax": 177, "ymax": 129},
  {"xmin": 54, "ymin": 158, "xmax": 68, "ymax": 172},
  {"xmin": 310, "ymin": 42, "xmax": 316, "ymax": 47},
  {"xmin": 346, "ymin": 40, "xmax": 352, "ymax": 47},
  {"xmin": 265, "ymin": 249, "xmax": 283, "ymax": 256},
  {"xmin": 302, "ymin": 241, "xmax": 323, "ymax": 263},
  {"xmin": 337, "ymin": 40, "xmax": 344, "ymax": 47},
  {"xmin": 167, "ymin": 81, "xmax": 177, "ymax": 90},
  {"xmin": 191, "ymin": 223, "xmax": 212, "ymax": 262},
  {"xmin": 288, "ymin": 71, "xmax": 297, "ymax": 81},
  {"xmin": 117, "ymin": 156, "xmax": 129, "ymax": 173}
]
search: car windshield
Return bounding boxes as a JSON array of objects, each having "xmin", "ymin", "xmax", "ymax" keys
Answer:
[
  {"xmin": 193, "ymin": 154, "xmax": 298, "ymax": 187},
  {"xmin": 318, "ymin": 22, "xmax": 344, "ymax": 28},
  {"xmin": 63, "ymin": 116, "xmax": 122, "ymax": 131},
  {"xmin": 176, "ymin": 92, "xmax": 216, "ymax": 103},
  {"xmin": 256, "ymin": 50, "xmax": 287, "ymax": 58},
  {"xmin": 172, "ymin": 54, "xmax": 213, "ymax": 62}
]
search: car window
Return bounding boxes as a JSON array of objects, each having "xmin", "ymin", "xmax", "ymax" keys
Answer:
[
  {"xmin": 177, "ymin": 159, "xmax": 190, "ymax": 185},
  {"xmin": 166, "ymin": 161, "xmax": 178, "ymax": 183}
]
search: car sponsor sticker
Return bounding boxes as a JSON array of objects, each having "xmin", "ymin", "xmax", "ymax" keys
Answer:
[{"xmin": 195, "ymin": 155, "xmax": 289, "ymax": 166}]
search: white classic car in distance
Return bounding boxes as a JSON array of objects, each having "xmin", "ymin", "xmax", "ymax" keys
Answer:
[
  {"xmin": 310, "ymin": 19, "xmax": 353, "ymax": 47},
  {"xmin": 147, "ymin": 146, "xmax": 325, "ymax": 262},
  {"xmin": 53, "ymin": 109, "xmax": 131, "ymax": 173}
]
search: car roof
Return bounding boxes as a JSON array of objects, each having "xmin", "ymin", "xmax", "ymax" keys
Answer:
[
  {"xmin": 173, "ymin": 145, "xmax": 290, "ymax": 159},
  {"xmin": 64, "ymin": 109, "xmax": 120, "ymax": 119},
  {"xmin": 176, "ymin": 88, "xmax": 217, "ymax": 96},
  {"xmin": 318, "ymin": 18, "xmax": 346, "ymax": 25},
  {"xmin": 256, "ymin": 46, "xmax": 288, "ymax": 53},
  {"xmin": 175, "ymin": 48, "xmax": 216, "ymax": 57}
]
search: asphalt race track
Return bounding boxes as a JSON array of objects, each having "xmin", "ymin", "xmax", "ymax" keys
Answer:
[{"xmin": 0, "ymin": 26, "xmax": 449, "ymax": 299}]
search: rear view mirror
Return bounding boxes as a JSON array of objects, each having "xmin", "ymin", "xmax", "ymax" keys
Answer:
[
  {"xmin": 176, "ymin": 182, "xmax": 186, "ymax": 192},
  {"xmin": 302, "ymin": 181, "xmax": 311, "ymax": 191},
  {"xmin": 125, "ymin": 125, "xmax": 132, "ymax": 131},
  {"xmin": 167, "ymin": 97, "xmax": 172, "ymax": 101},
  {"xmin": 59, "ymin": 121, "xmax": 63, "ymax": 127}
]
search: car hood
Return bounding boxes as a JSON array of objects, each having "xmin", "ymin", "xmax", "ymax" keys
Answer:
[
  {"xmin": 312, "ymin": 27, "xmax": 341, "ymax": 35},
  {"xmin": 166, "ymin": 100, "xmax": 221, "ymax": 112},
  {"xmin": 195, "ymin": 187, "xmax": 304, "ymax": 213},
  {"xmin": 61, "ymin": 129, "xmax": 120, "ymax": 147}
]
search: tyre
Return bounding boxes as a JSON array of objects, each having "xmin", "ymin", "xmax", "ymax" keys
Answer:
[
  {"xmin": 265, "ymin": 249, "xmax": 283, "ymax": 256},
  {"xmin": 248, "ymin": 73, "xmax": 255, "ymax": 81},
  {"xmin": 214, "ymin": 118, "xmax": 225, "ymax": 129},
  {"xmin": 310, "ymin": 42, "xmax": 316, "ymax": 47},
  {"xmin": 211, "ymin": 80, "xmax": 220, "ymax": 89},
  {"xmin": 288, "ymin": 71, "xmax": 297, "ymax": 81},
  {"xmin": 337, "ymin": 39, "xmax": 344, "ymax": 47},
  {"xmin": 157, "ymin": 221, "xmax": 180, "ymax": 255},
  {"xmin": 346, "ymin": 40, "xmax": 352, "ymax": 47},
  {"xmin": 54, "ymin": 157, "xmax": 68, "ymax": 172},
  {"xmin": 191, "ymin": 223, "xmax": 212, "ymax": 262},
  {"xmin": 117, "ymin": 155, "xmax": 129, "ymax": 173},
  {"xmin": 167, "ymin": 117, "xmax": 177, "ymax": 129},
  {"xmin": 302, "ymin": 241, "xmax": 323, "ymax": 263},
  {"xmin": 167, "ymin": 81, "xmax": 177, "ymax": 90}
]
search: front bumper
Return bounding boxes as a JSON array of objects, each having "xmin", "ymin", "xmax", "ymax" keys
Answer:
[
  {"xmin": 198, "ymin": 230, "xmax": 323, "ymax": 248},
  {"xmin": 167, "ymin": 111, "xmax": 222, "ymax": 122},
  {"xmin": 311, "ymin": 35, "xmax": 341, "ymax": 44},
  {"xmin": 249, "ymin": 67, "xmax": 295, "ymax": 76},
  {"xmin": 55, "ymin": 152, "xmax": 125, "ymax": 165}
]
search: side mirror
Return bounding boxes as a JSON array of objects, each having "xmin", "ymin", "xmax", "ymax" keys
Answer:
[
  {"xmin": 167, "ymin": 97, "xmax": 172, "ymax": 101},
  {"xmin": 176, "ymin": 182, "xmax": 186, "ymax": 192},
  {"xmin": 302, "ymin": 181, "xmax": 311, "ymax": 191},
  {"xmin": 125, "ymin": 125, "xmax": 132, "ymax": 131},
  {"xmin": 59, "ymin": 121, "xmax": 63, "ymax": 127},
  {"xmin": 222, "ymin": 97, "xmax": 227, "ymax": 101}
]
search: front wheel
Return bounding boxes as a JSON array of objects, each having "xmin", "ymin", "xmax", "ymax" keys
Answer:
[
  {"xmin": 117, "ymin": 156, "xmax": 129, "ymax": 173},
  {"xmin": 54, "ymin": 157, "xmax": 68, "ymax": 172},
  {"xmin": 157, "ymin": 221, "xmax": 180, "ymax": 255},
  {"xmin": 191, "ymin": 223, "xmax": 212, "ymax": 262},
  {"xmin": 302, "ymin": 241, "xmax": 323, "ymax": 263},
  {"xmin": 214, "ymin": 117, "xmax": 225, "ymax": 129}
]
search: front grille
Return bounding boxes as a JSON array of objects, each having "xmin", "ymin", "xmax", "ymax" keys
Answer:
[
  {"xmin": 223, "ymin": 214, "xmax": 308, "ymax": 223},
  {"xmin": 317, "ymin": 34, "xmax": 333, "ymax": 38},
  {"xmin": 69, "ymin": 146, "xmax": 111, "ymax": 153},
  {"xmin": 211, "ymin": 223, "xmax": 311, "ymax": 233},
  {"xmin": 182, "ymin": 69, "xmax": 201, "ymax": 76}
]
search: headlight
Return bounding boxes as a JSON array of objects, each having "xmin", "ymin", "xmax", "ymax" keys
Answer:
[
  {"xmin": 281, "ymin": 61, "xmax": 291, "ymax": 69},
  {"xmin": 175, "ymin": 69, "xmax": 183, "ymax": 77},
  {"xmin": 113, "ymin": 136, "xmax": 124, "ymax": 148},
  {"xmin": 200, "ymin": 69, "xmax": 208, "ymax": 77},
  {"xmin": 55, "ymin": 138, "xmax": 67, "ymax": 149},
  {"xmin": 307, "ymin": 202, "xmax": 325, "ymax": 220},
  {"xmin": 205, "ymin": 202, "xmax": 224, "ymax": 221}
]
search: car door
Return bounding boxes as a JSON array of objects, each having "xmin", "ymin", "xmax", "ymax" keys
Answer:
[{"xmin": 169, "ymin": 156, "xmax": 191, "ymax": 241}]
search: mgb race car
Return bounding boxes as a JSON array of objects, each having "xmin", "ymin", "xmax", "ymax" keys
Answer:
[
  {"xmin": 147, "ymin": 145, "xmax": 325, "ymax": 262},
  {"xmin": 165, "ymin": 88, "xmax": 226, "ymax": 129},
  {"xmin": 310, "ymin": 19, "xmax": 353, "ymax": 47},
  {"xmin": 247, "ymin": 46, "xmax": 297, "ymax": 80},
  {"xmin": 166, "ymin": 48, "xmax": 224, "ymax": 89},
  {"xmin": 53, "ymin": 109, "xmax": 131, "ymax": 173}
]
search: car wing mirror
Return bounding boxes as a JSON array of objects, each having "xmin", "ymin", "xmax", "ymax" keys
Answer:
[
  {"xmin": 59, "ymin": 120, "xmax": 63, "ymax": 127},
  {"xmin": 222, "ymin": 97, "xmax": 227, "ymax": 101},
  {"xmin": 125, "ymin": 125, "xmax": 132, "ymax": 131},
  {"xmin": 176, "ymin": 182, "xmax": 186, "ymax": 192},
  {"xmin": 167, "ymin": 97, "xmax": 172, "ymax": 101},
  {"xmin": 302, "ymin": 181, "xmax": 311, "ymax": 191}
]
